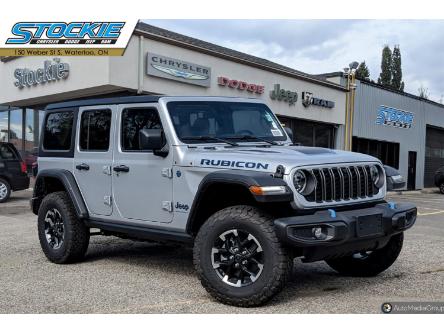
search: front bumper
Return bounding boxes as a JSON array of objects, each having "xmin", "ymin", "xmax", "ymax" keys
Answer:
[{"xmin": 274, "ymin": 202, "xmax": 417, "ymax": 262}]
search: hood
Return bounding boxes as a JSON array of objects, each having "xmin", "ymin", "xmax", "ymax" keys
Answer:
[{"xmin": 180, "ymin": 144, "xmax": 381, "ymax": 174}]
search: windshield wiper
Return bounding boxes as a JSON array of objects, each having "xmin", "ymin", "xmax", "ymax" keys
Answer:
[
  {"xmin": 181, "ymin": 136, "xmax": 239, "ymax": 146},
  {"xmin": 225, "ymin": 135, "xmax": 281, "ymax": 146}
]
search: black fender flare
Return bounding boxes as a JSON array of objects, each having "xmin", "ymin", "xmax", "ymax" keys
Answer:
[
  {"xmin": 32, "ymin": 169, "xmax": 88, "ymax": 219},
  {"xmin": 185, "ymin": 170, "xmax": 293, "ymax": 233}
]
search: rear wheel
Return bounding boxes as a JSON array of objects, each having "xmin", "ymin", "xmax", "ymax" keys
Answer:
[
  {"xmin": 0, "ymin": 178, "xmax": 11, "ymax": 203},
  {"xmin": 325, "ymin": 233, "xmax": 404, "ymax": 277},
  {"xmin": 193, "ymin": 205, "xmax": 291, "ymax": 307},
  {"xmin": 38, "ymin": 191, "xmax": 90, "ymax": 264},
  {"xmin": 439, "ymin": 182, "xmax": 444, "ymax": 194}
]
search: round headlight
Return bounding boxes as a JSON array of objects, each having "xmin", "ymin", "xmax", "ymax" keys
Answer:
[
  {"xmin": 293, "ymin": 170, "xmax": 307, "ymax": 193},
  {"xmin": 370, "ymin": 165, "xmax": 381, "ymax": 186}
]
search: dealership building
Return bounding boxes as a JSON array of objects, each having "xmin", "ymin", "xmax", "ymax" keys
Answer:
[
  {"xmin": 1, "ymin": 22, "xmax": 444, "ymax": 189},
  {"xmin": 321, "ymin": 73, "xmax": 444, "ymax": 190}
]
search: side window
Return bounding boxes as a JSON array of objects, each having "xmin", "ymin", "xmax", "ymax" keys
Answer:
[
  {"xmin": 0, "ymin": 145, "xmax": 17, "ymax": 160},
  {"xmin": 43, "ymin": 111, "xmax": 74, "ymax": 151},
  {"xmin": 79, "ymin": 109, "xmax": 112, "ymax": 151},
  {"xmin": 121, "ymin": 108, "xmax": 162, "ymax": 151}
]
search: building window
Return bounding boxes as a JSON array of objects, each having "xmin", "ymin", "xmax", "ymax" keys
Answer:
[
  {"xmin": 278, "ymin": 116, "xmax": 335, "ymax": 148},
  {"xmin": 43, "ymin": 111, "xmax": 74, "ymax": 151},
  {"xmin": 80, "ymin": 109, "xmax": 112, "ymax": 151},
  {"xmin": 352, "ymin": 136, "xmax": 400, "ymax": 169},
  {"xmin": 9, "ymin": 108, "xmax": 23, "ymax": 152},
  {"xmin": 0, "ymin": 110, "xmax": 8, "ymax": 142}
]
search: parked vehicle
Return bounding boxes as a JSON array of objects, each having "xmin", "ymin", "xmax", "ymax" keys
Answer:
[
  {"xmin": 434, "ymin": 166, "xmax": 444, "ymax": 194},
  {"xmin": 0, "ymin": 142, "xmax": 30, "ymax": 203},
  {"xmin": 384, "ymin": 165, "xmax": 406, "ymax": 190},
  {"xmin": 31, "ymin": 96, "xmax": 417, "ymax": 307}
]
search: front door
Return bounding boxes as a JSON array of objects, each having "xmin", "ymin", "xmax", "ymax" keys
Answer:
[
  {"xmin": 407, "ymin": 151, "xmax": 417, "ymax": 190},
  {"xmin": 74, "ymin": 106, "xmax": 114, "ymax": 216},
  {"xmin": 112, "ymin": 104, "xmax": 173, "ymax": 223}
]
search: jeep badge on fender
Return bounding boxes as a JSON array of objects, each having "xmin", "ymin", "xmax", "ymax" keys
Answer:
[{"xmin": 32, "ymin": 95, "xmax": 417, "ymax": 307}]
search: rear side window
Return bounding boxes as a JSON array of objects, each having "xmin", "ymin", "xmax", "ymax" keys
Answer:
[
  {"xmin": 79, "ymin": 109, "xmax": 112, "ymax": 151},
  {"xmin": 0, "ymin": 144, "xmax": 17, "ymax": 160},
  {"xmin": 121, "ymin": 108, "xmax": 162, "ymax": 151},
  {"xmin": 43, "ymin": 111, "xmax": 74, "ymax": 151}
]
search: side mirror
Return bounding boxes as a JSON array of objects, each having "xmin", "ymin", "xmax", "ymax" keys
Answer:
[
  {"xmin": 384, "ymin": 165, "xmax": 405, "ymax": 191},
  {"xmin": 139, "ymin": 128, "xmax": 168, "ymax": 157},
  {"xmin": 284, "ymin": 126, "xmax": 294, "ymax": 142}
]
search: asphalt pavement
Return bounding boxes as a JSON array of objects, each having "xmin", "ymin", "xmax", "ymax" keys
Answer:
[{"xmin": 0, "ymin": 189, "xmax": 443, "ymax": 313}]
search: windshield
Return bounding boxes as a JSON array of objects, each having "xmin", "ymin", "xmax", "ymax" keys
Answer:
[{"xmin": 167, "ymin": 101, "xmax": 287, "ymax": 144}]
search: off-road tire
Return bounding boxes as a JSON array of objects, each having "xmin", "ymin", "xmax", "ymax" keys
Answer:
[
  {"xmin": 0, "ymin": 177, "xmax": 11, "ymax": 203},
  {"xmin": 38, "ymin": 191, "xmax": 90, "ymax": 264},
  {"xmin": 193, "ymin": 205, "xmax": 291, "ymax": 307},
  {"xmin": 325, "ymin": 232, "xmax": 404, "ymax": 277}
]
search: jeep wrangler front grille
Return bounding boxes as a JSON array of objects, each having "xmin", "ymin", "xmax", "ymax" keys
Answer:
[{"xmin": 304, "ymin": 165, "xmax": 377, "ymax": 203}]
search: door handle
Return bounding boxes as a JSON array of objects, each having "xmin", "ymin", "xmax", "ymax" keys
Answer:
[
  {"xmin": 76, "ymin": 163, "xmax": 90, "ymax": 171},
  {"xmin": 113, "ymin": 165, "xmax": 130, "ymax": 173}
]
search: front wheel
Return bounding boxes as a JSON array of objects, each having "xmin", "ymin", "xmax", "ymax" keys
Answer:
[
  {"xmin": 325, "ymin": 233, "xmax": 404, "ymax": 277},
  {"xmin": 193, "ymin": 205, "xmax": 291, "ymax": 307}
]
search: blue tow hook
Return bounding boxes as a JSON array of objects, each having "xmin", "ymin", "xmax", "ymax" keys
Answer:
[
  {"xmin": 388, "ymin": 202, "xmax": 397, "ymax": 210},
  {"xmin": 328, "ymin": 209, "xmax": 337, "ymax": 218}
]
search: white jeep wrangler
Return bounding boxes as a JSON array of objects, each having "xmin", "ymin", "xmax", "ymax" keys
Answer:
[{"xmin": 32, "ymin": 96, "xmax": 417, "ymax": 307}]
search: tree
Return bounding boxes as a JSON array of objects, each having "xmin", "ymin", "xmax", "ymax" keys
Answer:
[
  {"xmin": 418, "ymin": 85, "xmax": 429, "ymax": 99},
  {"xmin": 391, "ymin": 45, "xmax": 404, "ymax": 91},
  {"xmin": 355, "ymin": 61, "xmax": 370, "ymax": 81},
  {"xmin": 378, "ymin": 45, "xmax": 392, "ymax": 87}
]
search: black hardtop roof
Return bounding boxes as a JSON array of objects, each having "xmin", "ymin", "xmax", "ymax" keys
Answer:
[
  {"xmin": 45, "ymin": 95, "xmax": 262, "ymax": 110},
  {"xmin": 45, "ymin": 95, "xmax": 164, "ymax": 110}
]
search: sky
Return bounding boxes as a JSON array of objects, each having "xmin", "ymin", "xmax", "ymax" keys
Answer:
[{"xmin": 145, "ymin": 20, "xmax": 444, "ymax": 103}]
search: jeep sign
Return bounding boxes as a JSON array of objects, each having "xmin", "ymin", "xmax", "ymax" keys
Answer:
[{"xmin": 270, "ymin": 84, "xmax": 298, "ymax": 105}]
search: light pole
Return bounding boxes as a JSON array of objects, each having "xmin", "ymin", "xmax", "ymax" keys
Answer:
[{"xmin": 343, "ymin": 61, "xmax": 358, "ymax": 151}]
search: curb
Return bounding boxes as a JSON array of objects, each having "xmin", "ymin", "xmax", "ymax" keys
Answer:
[{"xmin": 389, "ymin": 188, "xmax": 440, "ymax": 195}]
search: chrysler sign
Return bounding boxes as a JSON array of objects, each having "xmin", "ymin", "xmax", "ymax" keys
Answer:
[
  {"xmin": 14, "ymin": 58, "xmax": 69, "ymax": 89},
  {"xmin": 147, "ymin": 53, "xmax": 211, "ymax": 87}
]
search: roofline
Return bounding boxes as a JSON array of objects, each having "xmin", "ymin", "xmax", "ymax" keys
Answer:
[
  {"xmin": 2, "ymin": 24, "xmax": 347, "ymax": 92},
  {"xmin": 133, "ymin": 27, "xmax": 347, "ymax": 92},
  {"xmin": 44, "ymin": 95, "xmax": 270, "ymax": 110},
  {"xmin": 359, "ymin": 79, "xmax": 444, "ymax": 108}
]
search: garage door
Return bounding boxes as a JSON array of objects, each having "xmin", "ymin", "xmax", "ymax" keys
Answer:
[{"xmin": 424, "ymin": 126, "xmax": 444, "ymax": 187}]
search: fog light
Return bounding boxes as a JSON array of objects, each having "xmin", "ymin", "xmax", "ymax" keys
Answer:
[{"xmin": 312, "ymin": 227, "xmax": 327, "ymax": 240}]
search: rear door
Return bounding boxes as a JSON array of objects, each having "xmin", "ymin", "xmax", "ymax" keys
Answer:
[
  {"xmin": 73, "ymin": 106, "xmax": 115, "ymax": 216},
  {"xmin": 0, "ymin": 143, "xmax": 22, "ymax": 177}
]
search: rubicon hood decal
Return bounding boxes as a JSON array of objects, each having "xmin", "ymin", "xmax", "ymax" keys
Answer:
[{"xmin": 200, "ymin": 158, "xmax": 269, "ymax": 170}]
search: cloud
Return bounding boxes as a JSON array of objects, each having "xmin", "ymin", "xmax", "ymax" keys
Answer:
[{"xmin": 145, "ymin": 19, "xmax": 444, "ymax": 102}]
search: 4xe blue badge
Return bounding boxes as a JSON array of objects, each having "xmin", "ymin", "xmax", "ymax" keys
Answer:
[{"xmin": 6, "ymin": 22, "xmax": 126, "ymax": 45}]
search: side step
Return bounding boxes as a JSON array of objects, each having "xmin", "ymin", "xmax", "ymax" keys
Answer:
[{"xmin": 85, "ymin": 219, "xmax": 194, "ymax": 244}]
